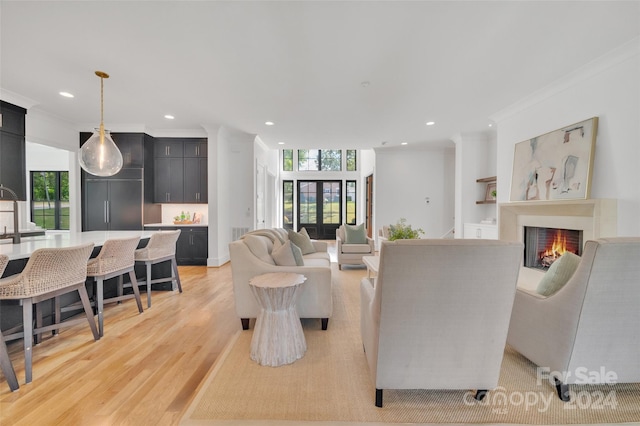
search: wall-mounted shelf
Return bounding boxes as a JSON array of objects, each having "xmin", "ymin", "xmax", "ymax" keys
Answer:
[{"xmin": 476, "ymin": 176, "xmax": 497, "ymax": 204}]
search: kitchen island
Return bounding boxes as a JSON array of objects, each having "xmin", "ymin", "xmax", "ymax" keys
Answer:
[
  {"xmin": 0, "ymin": 230, "xmax": 160, "ymax": 261},
  {"xmin": 1, "ymin": 230, "xmax": 170, "ymax": 331}
]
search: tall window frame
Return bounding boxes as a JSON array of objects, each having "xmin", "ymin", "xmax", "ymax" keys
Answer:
[
  {"xmin": 346, "ymin": 150, "xmax": 357, "ymax": 171},
  {"xmin": 346, "ymin": 180, "xmax": 357, "ymax": 224},
  {"xmin": 282, "ymin": 180, "xmax": 294, "ymax": 229},
  {"xmin": 30, "ymin": 171, "xmax": 69, "ymax": 230},
  {"xmin": 282, "ymin": 149, "xmax": 293, "ymax": 171}
]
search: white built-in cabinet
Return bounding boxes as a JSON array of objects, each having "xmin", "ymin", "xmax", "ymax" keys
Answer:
[{"xmin": 464, "ymin": 223, "xmax": 498, "ymax": 239}]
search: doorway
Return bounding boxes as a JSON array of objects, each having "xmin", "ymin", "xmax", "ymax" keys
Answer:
[{"xmin": 297, "ymin": 180, "xmax": 341, "ymax": 239}]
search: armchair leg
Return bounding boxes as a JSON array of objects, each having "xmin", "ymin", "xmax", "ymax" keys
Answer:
[
  {"xmin": 555, "ymin": 378, "xmax": 570, "ymax": 401},
  {"xmin": 375, "ymin": 388, "xmax": 383, "ymax": 407},
  {"xmin": 474, "ymin": 389, "xmax": 488, "ymax": 401},
  {"xmin": 241, "ymin": 318, "xmax": 250, "ymax": 330},
  {"xmin": 321, "ymin": 318, "xmax": 329, "ymax": 330}
]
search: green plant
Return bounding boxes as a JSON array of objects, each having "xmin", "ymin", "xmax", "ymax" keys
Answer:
[{"xmin": 388, "ymin": 218, "xmax": 424, "ymax": 241}]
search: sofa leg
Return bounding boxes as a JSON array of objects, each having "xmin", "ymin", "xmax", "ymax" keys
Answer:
[
  {"xmin": 338, "ymin": 264, "xmax": 342, "ymax": 270},
  {"xmin": 321, "ymin": 318, "xmax": 328, "ymax": 330},
  {"xmin": 474, "ymin": 389, "xmax": 487, "ymax": 401},
  {"xmin": 375, "ymin": 388, "xmax": 383, "ymax": 407},
  {"xmin": 241, "ymin": 318, "xmax": 250, "ymax": 330},
  {"xmin": 555, "ymin": 377, "xmax": 570, "ymax": 401}
]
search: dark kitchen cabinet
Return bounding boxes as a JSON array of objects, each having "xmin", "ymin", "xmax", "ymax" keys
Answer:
[
  {"xmin": 144, "ymin": 226, "xmax": 208, "ymax": 265},
  {"xmin": 84, "ymin": 179, "xmax": 143, "ymax": 230},
  {"xmin": 154, "ymin": 157, "xmax": 184, "ymax": 203},
  {"xmin": 153, "ymin": 138, "xmax": 208, "ymax": 204},
  {"xmin": 183, "ymin": 157, "xmax": 207, "ymax": 203},
  {"xmin": 0, "ymin": 101, "xmax": 26, "ymax": 200},
  {"xmin": 176, "ymin": 227, "xmax": 208, "ymax": 265},
  {"xmin": 154, "ymin": 138, "xmax": 184, "ymax": 158},
  {"xmin": 183, "ymin": 139, "xmax": 207, "ymax": 158}
]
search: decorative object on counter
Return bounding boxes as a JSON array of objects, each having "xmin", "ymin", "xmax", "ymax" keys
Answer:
[
  {"xmin": 79, "ymin": 71, "xmax": 123, "ymax": 177},
  {"xmin": 173, "ymin": 211, "xmax": 201, "ymax": 224}
]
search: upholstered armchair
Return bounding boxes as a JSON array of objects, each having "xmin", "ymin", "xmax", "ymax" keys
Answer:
[
  {"xmin": 336, "ymin": 224, "xmax": 375, "ymax": 269},
  {"xmin": 507, "ymin": 237, "xmax": 640, "ymax": 401},
  {"xmin": 360, "ymin": 238, "xmax": 523, "ymax": 407}
]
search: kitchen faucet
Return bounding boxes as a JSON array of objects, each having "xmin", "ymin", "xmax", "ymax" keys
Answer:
[{"xmin": 0, "ymin": 185, "xmax": 21, "ymax": 244}]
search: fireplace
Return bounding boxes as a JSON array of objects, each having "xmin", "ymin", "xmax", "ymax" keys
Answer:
[
  {"xmin": 524, "ymin": 227, "xmax": 582, "ymax": 271},
  {"xmin": 499, "ymin": 199, "xmax": 617, "ymax": 289}
]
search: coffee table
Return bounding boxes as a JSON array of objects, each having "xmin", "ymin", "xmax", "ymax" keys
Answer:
[
  {"xmin": 249, "ymin": 272, "xmax": 307, "ymax": 367},
  {"xmin": 363, "ymin": 255, "xmax": 380, "ymax": 279}
]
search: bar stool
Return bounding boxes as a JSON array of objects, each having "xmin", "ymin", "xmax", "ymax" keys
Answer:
[
  {"xmin": 86, "ymin": 236, "xmax": 143, "ymax": 337},
  {"xmin": 135, "ymin": 230, "xmax": 182, "ymax": 308},
  {"xmin": 0, "ymin": 244, "xmax": 98, "ymax": 384},
  {"xmin": 0, "ymin": 254, "xmax": 19, "ymax": 391}
]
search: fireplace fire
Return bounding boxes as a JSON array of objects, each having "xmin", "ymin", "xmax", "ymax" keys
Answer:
[{"xmin": 524, "ymin": 227, "xmax": 582, "ymax": 271}]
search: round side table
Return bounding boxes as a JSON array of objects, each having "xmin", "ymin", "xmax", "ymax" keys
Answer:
[{"xmin": 249, "ymin": 272, "xmax": 307, "ymax": 367}]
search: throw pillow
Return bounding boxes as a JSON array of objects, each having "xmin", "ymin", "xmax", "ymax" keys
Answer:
[
  {"xmin": 300, "ymin": 227, "xmax": 310, "ymax": 239},
  {"xmin": 271, "ymin": 240, "xmax": 304, "ymax": 266},
  {"xmin": 288, "ymin": 229, "xmax": 316, "ymax": 255},
  {"xmin": 536, "ymin": 252, "xmax": 581, "ymax": 296},
  {"xmin": 345, "ymin": 223, "xmax": 367, "ymax": 244}
]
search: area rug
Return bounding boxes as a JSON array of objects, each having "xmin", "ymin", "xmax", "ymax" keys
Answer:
[{"xmin": 181, "ymin": 266, "xmax": 640, "ymax": 425}]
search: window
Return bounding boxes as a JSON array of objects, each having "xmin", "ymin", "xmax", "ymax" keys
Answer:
[
  {"xmin": 282, "ymin": 149, "xmax": 293, "ymax": 171},
  {"xmin": 346, "ymin": 180, "xmax": 356, "ymax": 224},
  {"xmin": 346, "ymin": 150, "xmax": 357, "ymax": 171},
  {"xmin": 298, "ymin": 149, "xmax": 318, "ymax": 171},
  {"xmin": 30, "ymin": 171, "xmax": 69, "ymax": 230},
  {"xmin": 298, "ymin": 149, "xmax": 342, "ymax": 171},
  {"xmin": 320, "ymin": 150, "xmax": 341, "ymax": 171},
  {"xmin": 283, "ymin": 180, "xmax": 294, "ymax": 229}
]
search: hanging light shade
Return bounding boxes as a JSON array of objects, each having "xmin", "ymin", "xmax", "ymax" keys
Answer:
[{"xmin": 79, "ymin": 71, "xmax": 123, "ymax": 176}]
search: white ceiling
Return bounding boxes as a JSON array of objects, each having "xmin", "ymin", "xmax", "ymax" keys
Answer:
[{"xmin": 1, "ymin": 1, "xmax": 638, "ymax": 150}]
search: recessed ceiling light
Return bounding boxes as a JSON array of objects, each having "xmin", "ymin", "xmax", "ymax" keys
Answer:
[
  {"xmin": 164, "ymin": 114, "xmax": 175, "ymax": 120},
  {"xmin": 265, "ymin": 121, "xmax": 274, "ymax": 126},
  {"xmin": 401, "ymin": 142, "xmax": 408, "ymax": 145},
  {"xmin": 488, "ymin": 123, "xmax": 493, "ymax": 127},
  {"xmin": 278, "ymin": 142, "xmax": 285, "ymax": 145},
  {"xmin": 426, "ymin": 121, "xmax": 435, "ymax": 126},
  {"xmin": 59, "ymin": 91, "xmax": 74, "ymax": 98}
]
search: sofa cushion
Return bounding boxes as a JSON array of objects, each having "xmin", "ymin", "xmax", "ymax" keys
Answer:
[
  {"xmin": 303, "ymin": 257, "xmax": 331, "ymax": 268},
  {"xmin": 345, "ymin": 223, "xmax": 367, "ymax": 244},
  {"xmin": 342, "ymin": 243, "xmax": 373, "ymax": 254},
  {"xmin": 536, "ymin": 252, "xmax": 581, "ymax": 296},
  {"xmin": 272, "ymin": 240, "xmax": 304, "ymax": 266},
  {"xmin": 289, "ymin": 229, "xmax": 316, "ymax": 255},
  {"xmin": 243, "ymin": 235, "xmax": 275, "ymax": 265}
]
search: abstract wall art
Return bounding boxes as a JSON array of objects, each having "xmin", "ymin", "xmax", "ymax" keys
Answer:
[{"xmin": 510, "ymin": 117, "xmax": 598, "ymax": 201}]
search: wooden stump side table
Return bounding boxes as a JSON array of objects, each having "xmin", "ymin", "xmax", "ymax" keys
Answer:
[{"xmin": 249, "ymin": 272, "xmax": 307, "ymax": 367}]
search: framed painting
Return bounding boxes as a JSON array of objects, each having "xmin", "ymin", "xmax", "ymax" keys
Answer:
[{"xmin": 509, "ymin": 117, "xmax": 598, "ymax": 201}]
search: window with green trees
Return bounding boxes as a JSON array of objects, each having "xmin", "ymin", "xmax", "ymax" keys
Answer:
[
  {"xmin": 298, "ymin": 149, "xmax": 342, "ymax": 171},
  {"xmin": 283, "ymin": 180, "xmax": 294, "ymax": 229},
  {"xmin": 346, "ymin": 150, "xmax": 357, "ymax": 171},
  {"xmin": 283, "ymin": 149, "xmax": 293, "ymax": 171},
  {"xmin": 30, "ymin": 171, "xmax": 69, "ymax": 230}
]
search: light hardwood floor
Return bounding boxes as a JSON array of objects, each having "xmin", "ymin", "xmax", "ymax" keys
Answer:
[{"xmin": 0, "ymin": 264, "xmax": 240, "ymax": 425}]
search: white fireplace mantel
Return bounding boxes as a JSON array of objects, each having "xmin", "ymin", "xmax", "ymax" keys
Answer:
[{"xmin": 499, "ymin": 198, "xmax": 617, "ymax": 289}]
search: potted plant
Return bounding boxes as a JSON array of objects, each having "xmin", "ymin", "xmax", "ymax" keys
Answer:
[{"xmin": 388, "ymin": 218, "xmax": 425, "ymax": 241}]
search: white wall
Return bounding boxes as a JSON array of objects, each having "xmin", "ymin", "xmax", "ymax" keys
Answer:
[
  {"xmin": 374, "ymin": 146, "xmax": 455, "ymax": 239},
  {"xmin": 494, "ymin": 38, "xmax": 640, "ymax": 236}
]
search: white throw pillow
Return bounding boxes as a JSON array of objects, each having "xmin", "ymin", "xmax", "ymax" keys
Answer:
[
  {"xmin": 272, "ymin": 240, "xmax": 304, "ymax": 266},
  {"xmin": 288, "ymin": 229, "xmax": 316, "ymax": 255},
  {"xmin": 536, "ymin": 252, "xmax": 581, "ymax": 296}
]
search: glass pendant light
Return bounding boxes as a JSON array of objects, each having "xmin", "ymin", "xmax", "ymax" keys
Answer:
[{"xmin": 79, "ymin": 71, "xmax": 123, "ymax": 176}]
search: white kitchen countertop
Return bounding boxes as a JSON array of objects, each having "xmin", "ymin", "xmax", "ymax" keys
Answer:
[
  {"xmin": 0, "ymin": 230, "xmax": 160, "ymax": 261},
  {"xmin": 144, "ymin": 223, "xmax": 208, "ymax": 227}
]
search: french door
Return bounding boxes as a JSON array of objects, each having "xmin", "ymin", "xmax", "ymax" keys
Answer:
[{"xmin": 297, "ymin": 180, "xmax": 341, "ymax": 240}]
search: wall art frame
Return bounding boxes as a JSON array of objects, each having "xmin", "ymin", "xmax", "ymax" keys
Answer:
[{"xmin": 510, "ymin": 117, "xmax": 598, "ymax": 202}]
